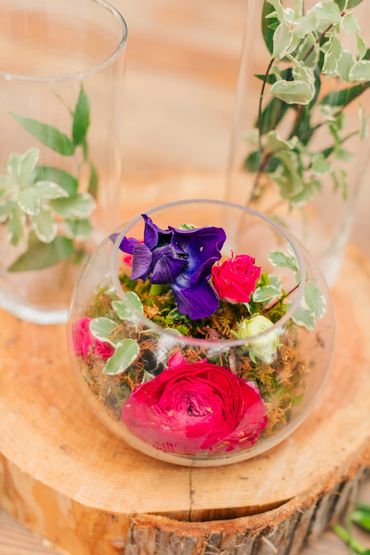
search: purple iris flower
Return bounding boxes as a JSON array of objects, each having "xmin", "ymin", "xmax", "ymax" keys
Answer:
[{"xmin": 118, "ymin": 214, "xmax": 226, "ymax": 320}]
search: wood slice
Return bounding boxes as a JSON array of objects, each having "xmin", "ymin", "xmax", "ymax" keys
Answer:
[{"xmin": 0, "ymin": 178, "xmax": 369, "ymax": 554}]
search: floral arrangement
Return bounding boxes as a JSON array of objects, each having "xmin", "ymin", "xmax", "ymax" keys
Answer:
[
  {"xmin": 0, "ymin": 87, "xmax": 97, "ymax": 272},
  {"xmin": 72, "ymin": 215, "xmax": 326, "ymax": 458},
  {"xmin": 245, "ymin": 0, "xmax": 369, "ymax": 208}
]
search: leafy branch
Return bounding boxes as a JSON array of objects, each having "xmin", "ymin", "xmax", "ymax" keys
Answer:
[
  {"xmin": 244, "ymin": 0, "xmax": 369, "ymax": 210},
  {"xmin": 0, "ymin": 86, "xmax": 99, "ymax": 271}
]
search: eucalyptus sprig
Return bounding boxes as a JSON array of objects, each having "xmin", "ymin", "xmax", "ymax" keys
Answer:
[{"xmin": 245, "ymin": 0, "xmax": 370, "ymax": 208}]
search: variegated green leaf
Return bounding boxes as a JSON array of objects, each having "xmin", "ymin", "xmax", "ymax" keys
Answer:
[
  {"xmin": 17, "ymin": 187, "xmax": 40, "ymax": 216},
  {"xmin": 269, "ymin": 274, "xmax": 282, "ymax": 290},
  {"xmin": 31, "ymin": 210, "xmax": 57, "ymax": 243},
  {"xmin": 337, "ymin": 51, "xmax": 355, "ymax": 81},
  {"xmin": 89, "ymin": 317, "xmax": 118, "ymax": 344},
  {"xmin": 349, "ymin": 61, "xmax": 370, "ymax": 81},
  {"xmin": 267, "ymin": 0, "xmax": 284, "ymax": 21},
  {"xmin": 342, "ymin": 12, "xmax": 359, "ymax": 34},
  {"xmin": 7, "ymin": 154, "xmax": 21, "ymax": 181},
  {"xmin": 312, "ymin": 1, "xmax": 341, "ymax": 26},
  {"xmin": 292, "ymin": 306, "xmax": 315, "ymax": 330},
  {"xmin": 322, "ymin": 36, "xmax": 342, "ymax": 75},
  {"xmin": 356, "ymin": 33, "xmax": 367, "ymax": 60},
  {"xmin": 19, "ymin": 148, "xmax": 39, "ymax": 186},
  {"xmin": 297, "ymin": 33, "xmax": 320, "ymax": 68},
  {"xmin": 272, "ymin": 23, "xmax": 294, "ymax": 59},
  {"xmin": 271, "ymin": 80, "xmax": 314, "ymax": 105},
  {"xmin": 0, "ymin": 200, "xmax": 15, "ymax": 223},
  {"xmin": 112, "ymin": 292, "xmax": 144, "ymax": 321},
  {"xmin": 253, "ymin": 285, "xmax": 280, "ymax": 303},
  {"xmin": 50, "ymin": 192, "xmax": 95, "ymax": 219},
  {"xmin": 0, "ymin": 176, "xmax": 13, "ymax": 190},
  {"xmin": 35, "ymin": 181, "xmax": 69, "ymax": 200},
  {"xmin": 304, "ymin": 283, "xmax": 326, "ymax": 319},
  {"xmin": 103, "ymin": 339, "xmax": 140, "ymax": 376},
  {"xmin": 293, "ymin": 65, "xmax": 315, "ymax": 85},
  {"xmin": 268, "ymin": 250, "xmax": 298, "ymax": 271},
  {"xmin": 8, "ymin": 206, "xmax": 25, "ymax": 246}
]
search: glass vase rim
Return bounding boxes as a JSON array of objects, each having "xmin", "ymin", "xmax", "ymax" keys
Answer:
[
  {"xmin": 0, "ymin": 0, "xmax": 128, "ymax": 83},
  {"xmin": 111, "ymin": 198, "xmax": 308, "ymax": 348}
]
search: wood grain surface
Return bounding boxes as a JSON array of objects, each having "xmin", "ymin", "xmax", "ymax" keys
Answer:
[{"xmin": 0, "ymin": 184, "xmax": 369, "ymax": 553}]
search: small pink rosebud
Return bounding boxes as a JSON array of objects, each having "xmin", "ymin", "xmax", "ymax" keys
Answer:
[{"xmin": 212, "ymin": 254, "xmax": 261, "ymax": 303}]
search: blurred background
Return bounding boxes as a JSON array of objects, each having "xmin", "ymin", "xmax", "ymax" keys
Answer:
[{"xmin": 116, "ymin": 0, "xmax": 369, "ymax": 255}]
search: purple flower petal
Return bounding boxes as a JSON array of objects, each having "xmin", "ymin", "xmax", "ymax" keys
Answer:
[
  {"xmin": 143, "ymin": 214, "xmax": 171, "ymax": 250},
  {"xmin": 172, "ymin": 279, "xmax": 219, "ymax": 319},
  {"xmin": 118, "ymin": 236, "xmax": 140, "ymax": 254},
  {"xmin": 170, "ymin": 226, "xmax": 226, "ymax": 284},
  {"xmin": 151, "ymin": 255, "xmax": 186, "ymax": 284},
  {"xmin": 131, "ymin": 243, "xmax": 153, "ymax": 280},
  {"xmin": 150, "ymin": 244, "xmax": 186, "ymax": 284}
]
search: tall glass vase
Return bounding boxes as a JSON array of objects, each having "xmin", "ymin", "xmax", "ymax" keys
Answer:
[
  {"xmin": 227, "ymin": 0, "xmax": 370, "ymax": 283},
  {"xmin": 0, "ymin": 0, "xmax": 127, "ymax": 323}
]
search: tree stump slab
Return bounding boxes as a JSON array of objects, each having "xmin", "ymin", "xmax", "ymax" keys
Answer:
[{"xmin": 0, "ymin": 233, "xmax": 369, "ymax": 554}]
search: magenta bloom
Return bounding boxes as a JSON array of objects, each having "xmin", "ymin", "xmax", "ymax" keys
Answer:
[
  {"xmin": 117, "ymin": 215, "xmax": 226, "ymax": 320},
  {"xmin": 73, "ymin": 317, "xmax": 114, "ymax": 361},
  {"xmin": 122, "ymin": 355, "xmax": 268, "ymax": 455},
  {"xmin": 212, "ymin": 254, "xmax": 261, "ymax": 303}
]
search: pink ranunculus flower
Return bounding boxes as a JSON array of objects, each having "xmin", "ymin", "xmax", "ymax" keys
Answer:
[
  {"xmin": 72, "ymin": 317, "xmax": 114, "ymax": 361},
  {"xmin": 121, "ymin": 355, "xmax": 268, "ymax": 455},
  {"xmin": 212, "ymin": 254, "xmax": 261, "ymax": 303}
]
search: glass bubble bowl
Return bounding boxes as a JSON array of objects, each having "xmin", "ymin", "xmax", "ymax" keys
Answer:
[{"xmin": 68, "ymin": 199, "xmax": 335, "ymax": 467}]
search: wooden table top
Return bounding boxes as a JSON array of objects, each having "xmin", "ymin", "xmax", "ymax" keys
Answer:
[
  {"xmin": 1, "ymin": 482, "xmax": 370, "ymax": 554},
  {"xmin": 0, "ymin": 0, "xmax": 369, "ymax": 553}
]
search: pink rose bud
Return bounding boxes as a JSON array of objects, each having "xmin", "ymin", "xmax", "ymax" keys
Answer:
[
  {"xmin": 72, "ymin": 317, "xmax": 114, "ymax": 361},
  {"xmin": 212, "ymin": 254, "xmax": 261, "ymax": 303}
]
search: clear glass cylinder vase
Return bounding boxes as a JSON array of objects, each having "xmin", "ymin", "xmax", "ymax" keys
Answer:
[
  {"xmin": 0, "ymin": 0, "xmax": 127, "ymax": 323},
  {"xmin": 68, "ymin": 199, "xmax": 335, "ymax": 467},
  {"xmin": 227, "ymin": 0, "xmax": 370, "ymax": 283}
]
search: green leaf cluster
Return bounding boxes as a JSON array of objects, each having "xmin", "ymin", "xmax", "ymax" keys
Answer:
[
  {"xmin": 1, "ymin": 87, "xmax": 99, "ymax": 271},
  {"xmin": 89, "ymin": 293, "xmax": 144, "ymax": 375},
  {"xmin": 0, "ymin": 147, "xmax": 95, "ymax": 271},
  {"xmin": 245, "ymin": 0, "xmax": 370, "ymax": 210}
]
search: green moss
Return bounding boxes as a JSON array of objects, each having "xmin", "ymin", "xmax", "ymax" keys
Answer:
[{"xmin": 82, "ymin": 268, "xmax": 308, "ymax": 436}]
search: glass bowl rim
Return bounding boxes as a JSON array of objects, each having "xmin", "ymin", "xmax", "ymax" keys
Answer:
[
  {"xmin": 0, "ymin": 0, "xmax": 128, "ymax": 83},
  {"xmin": 109, "ymin": 198, "xmax": 310, "ymax": 348}
]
